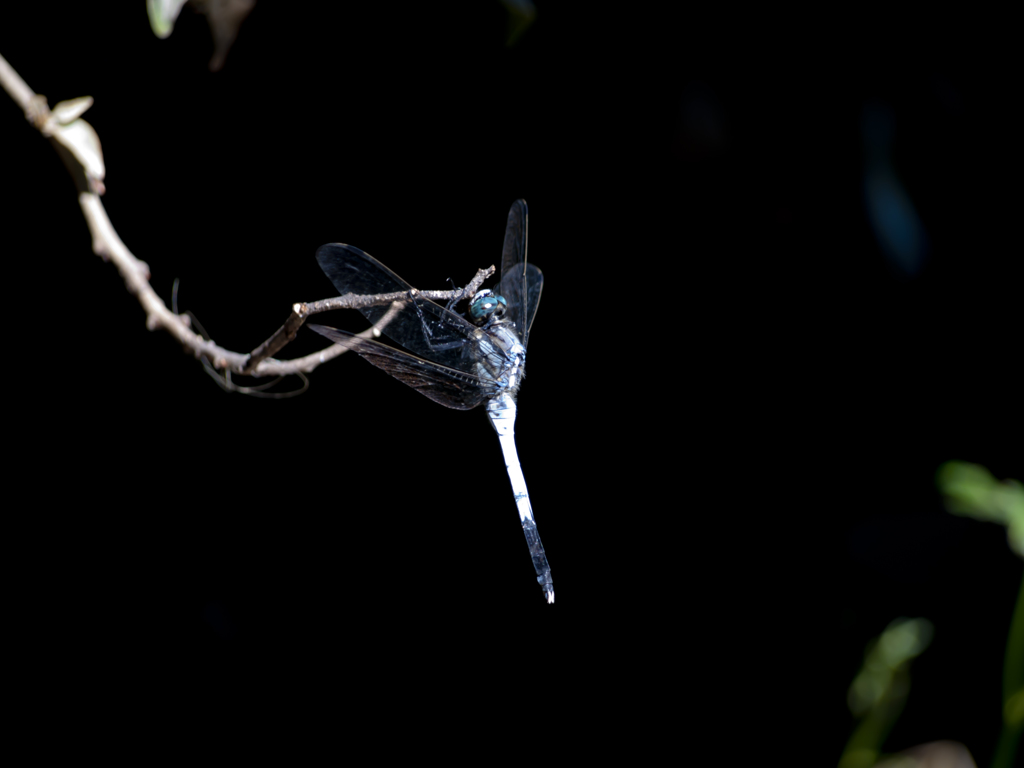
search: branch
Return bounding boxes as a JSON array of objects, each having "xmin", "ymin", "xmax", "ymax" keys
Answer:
[
  {"xmin": 239, "ymin": 269, "xmax": 494, "ymax": 375},
  {"xmin": 1, "ymin": 51, "xmax": 494, "ymax": 384}
]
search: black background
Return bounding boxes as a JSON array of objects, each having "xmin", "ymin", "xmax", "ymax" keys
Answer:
[{"xmin": 2, "ymin": 4, "xmax": 1019, "ymax": 761}]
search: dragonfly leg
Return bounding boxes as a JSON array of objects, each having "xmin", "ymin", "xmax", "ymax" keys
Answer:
[
  {"xmin": 443, "ymin": 276, "xmax": 464, "ymax": 313},
  {"xmin": 408, "ymin": 290, "xmax": 467, "ymax": 353}
]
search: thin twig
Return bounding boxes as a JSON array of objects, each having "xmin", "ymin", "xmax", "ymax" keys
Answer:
[
  {"xmin": 239, "ymin": 267, "xmax": 494, "ymax": 375},
  {"xmin": 1, "ymin": 51, "xmax": 495, "ymax": 385}
]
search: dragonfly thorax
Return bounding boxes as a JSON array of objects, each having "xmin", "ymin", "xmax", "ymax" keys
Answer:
[{"xmin": 469, "ymin": 290, "xmax": 508, "ymax": 325}]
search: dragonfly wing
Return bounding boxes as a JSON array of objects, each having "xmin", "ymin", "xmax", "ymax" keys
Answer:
[
  {"xmin": 316, "ymin": 243, "xmax": 413, "ymax": 318},
  {"xmin": 520, "ymin": 264, "xmax": 543, "ymax": 347},
  {"xmin": 308, "ymin": 324, "xmax": 498, "ymax": 410},
  {"xmin": 496, "ymin": 200, "xmax": 542, "ymax": 348},
  {"xmin": 316, "ymin": 243, "xmax": 482, "ymax": 370}
]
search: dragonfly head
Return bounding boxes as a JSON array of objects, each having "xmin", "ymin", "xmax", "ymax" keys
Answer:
[{"xmin": 468, "ymin": 290, "xmax": 507, "ymax": 325}]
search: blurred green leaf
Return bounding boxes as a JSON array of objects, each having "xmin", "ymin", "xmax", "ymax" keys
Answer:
[
  {"xmin": 839, "ymin": 618, "xmax": 933, "ymax": 768},
  {"xmin": 38, "ymin": 96, "xmax": 105, "ymax": 194},
  {"xmin": 147, "ymin": 0, "xmax": 188, "ymax": 38},
  {"xmin": 937, "ymin": 461, "xmax": 1024, "ymax": 558},
  {"xmin": 500, "ymin": 0, "xmax": 536, "ymax": 47}
]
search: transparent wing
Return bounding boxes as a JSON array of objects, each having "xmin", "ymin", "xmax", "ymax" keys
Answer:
[
  {"xmin": 308, "ymin": 325, "xmax": 499, "ymax": 410},
  {"xmin": 316, "ymin": 243, "xmax": 486, "ymax": 371},
  {"xmin": 496, "ymin": 200, "xmax": 543, "ymax": 349}
]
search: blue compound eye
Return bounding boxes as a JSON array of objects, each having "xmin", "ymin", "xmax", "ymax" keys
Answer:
[{"xmin": 470, "ymin": 292, "xmax": 507, "ymax": 320}]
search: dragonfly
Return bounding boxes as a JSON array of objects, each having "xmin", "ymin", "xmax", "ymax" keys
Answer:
[{"xmin": 308, "ymin": 200, "xmax": 554, "ymax": 603}]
